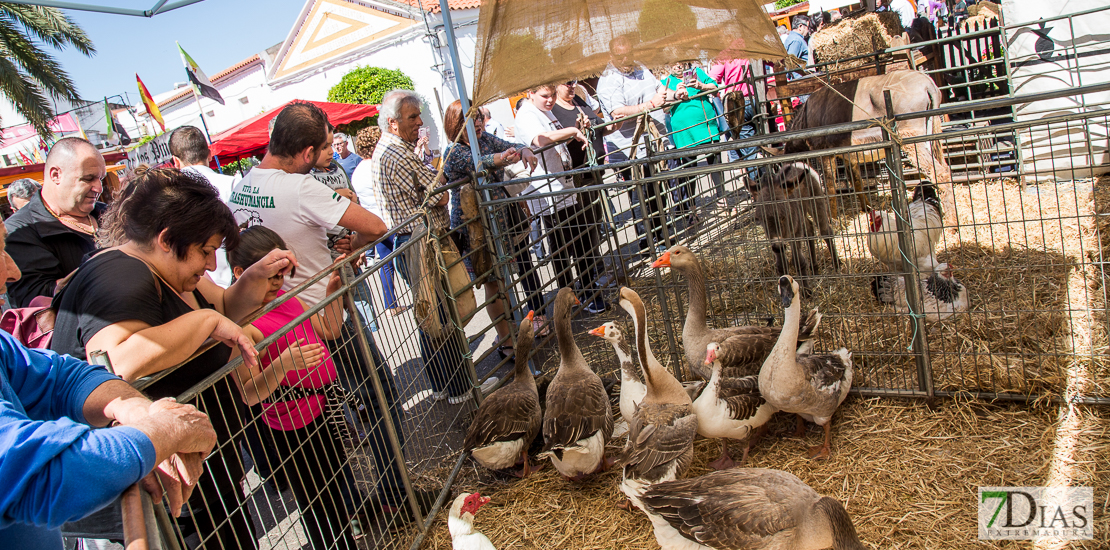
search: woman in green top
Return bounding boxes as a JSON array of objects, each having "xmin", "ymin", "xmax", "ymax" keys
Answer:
[{"xmin": 660, "ymin": 61, "xmax": 723, "ymax": 227}]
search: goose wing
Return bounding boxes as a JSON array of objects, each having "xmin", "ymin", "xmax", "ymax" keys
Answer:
[
  {"xmin": 617, "ymin": 403, "xmax": 698, "ymax": 481},
  {"xmin": 464, "ymin": 385, "xmax": 542, "ymax": 451},
  {"xmin": 542, "ymin": 371, "xmax": 613, "ymax": 450},
  {"xmin": 641, "ymin": 469, "xmax": 818, "ymax": 549}
]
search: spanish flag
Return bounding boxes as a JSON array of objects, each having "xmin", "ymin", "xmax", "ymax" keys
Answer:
[{"xmin": 136, "ymin": 73, "xmax": 165, "ymax": 133}]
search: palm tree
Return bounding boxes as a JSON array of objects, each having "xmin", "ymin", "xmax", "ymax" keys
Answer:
[{"xmin": 0, "ymin": 3, "xmax": 95, "ymax": 140}]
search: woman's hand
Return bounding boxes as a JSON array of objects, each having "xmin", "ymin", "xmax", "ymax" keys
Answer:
[
  {"xmin": 210, "ymin": 315, "xmax": 260, "ymax": 371},
  {"xmin": 244, "ymin": 249, "xmax": 298, "ymax": 280},
  {"xmin": 674, "ymin": 87, "xmax": 690, "ymax": 101},
  {"xmin": 325, "ymin": 270, "xmax": 344, "ymax": 296},
  {"xmin": 520, "ymin": 148, "xmax": 538, "ymax": 174},
  {"xmin": 275, "ymin": 338, "xmax": 327, "ymax": 376},
  {"xmin": 497, "ymin": 147, "xmax": 522, "ymax": 168},
  {"xmin": 570, "ymin": 128, "xmax": 588, "ymax": 144}
]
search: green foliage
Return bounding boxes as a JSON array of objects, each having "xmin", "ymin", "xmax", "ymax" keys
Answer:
[
  {"xmin": 0, "ymin": 3, "xmax": 95, "ymax": 142},
  {"xmin": 327, "ymin": 66, "xmax": 415, "ymax": 105},
  {"xmin": 133, "ymin": 135, "xmax": 154, "ymax": 147},
  {"xmin": 774, "ymin": 0, "xmax": 804, "ymax": 9},
  {"xmin": 219, "ymin": 156, "xmax": 259, "ymax": 176},
  {"xmin": 639, "ymin": 0, "xmax": 697, "ymax": 43}
]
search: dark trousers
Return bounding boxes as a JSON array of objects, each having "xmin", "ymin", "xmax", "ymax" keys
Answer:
[
  {"xmin": 327, "ymin": 310, "xmax": 408, "ymax": 506},
  {"xmin": 190, "ymin": 383, "xmax": 257, "ymax": 549},
  {"xmin": 618, "ymin": 163, "xmax": 665, "ymax": 247},
  {"xmin": 374, "ymin": 236, "xmax": 399, "ymax": 309},
  {"xmin": 268, "ymin": 414, "xmax": 356, "ymax": 550},
  {"xmin": 504, "ymin": 205, "xmax": 546, "ymax": 313},
  {"xmin": 392, "ymin": 233, "xmax": 471, "ymax": 398}
]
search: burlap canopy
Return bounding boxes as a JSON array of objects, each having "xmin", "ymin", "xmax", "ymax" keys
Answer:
[{"xmin": 471, "ymin": 0, "xmax": 790, "ymax": 106}]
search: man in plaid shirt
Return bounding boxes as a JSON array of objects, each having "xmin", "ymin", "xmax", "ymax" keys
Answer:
[{"xmin": 370, "ymin": 90, "xmax": 487, "ymax": 406}]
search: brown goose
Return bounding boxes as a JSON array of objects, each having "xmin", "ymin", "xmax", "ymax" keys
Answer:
[
  {"xmin": 759, "ymin": 276, "xmax": 853, "ymax": 460},
  {"xmin": 653, "ymin": 245, "xmax": 822, "ymax": 380},
  {"xmin": 639, "ymin": 468, "xmax": 865, "ymax": 550},
  {"xmin": 613, "ymin": 287, "xmax": 699, "ymax": 512},
  {"xmin": 538, "ymin": 288, "xmax": 613, "ymax": 480},
  {"xmin": 463, "ymin": 311, "xmax": 542, "ymax": 477},
  {"xmin": 691, "ymin": 343, "xmax": 776, "ymax": 470}
]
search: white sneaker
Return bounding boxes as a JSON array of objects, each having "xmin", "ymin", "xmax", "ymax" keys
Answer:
[
  {"xmin": 480, "ymin": 376, "xmax": 500, "ymax": 395},
  {"xmin": 447, "ymin": 393, "xmax": 473, "ymax": 405},
  {"xmin": 431, "ymin": 390, "xmax": 448, "ymax": 402}
]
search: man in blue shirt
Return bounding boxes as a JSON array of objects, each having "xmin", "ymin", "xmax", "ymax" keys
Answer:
[
  {"xmin": 783, "ymin": 14, "xmax": 811, "ymax": 80},
  {"xmin": 332, "ymin": 132, "xmax": 362, "ymax": 179},
  {"xmin": 0, "ymin": 222, "xmax": 217, "ymax": 550}
]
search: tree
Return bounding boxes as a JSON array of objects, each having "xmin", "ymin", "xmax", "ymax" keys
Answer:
[
  {"xmin": 327, "ymin": 66, "xmax": 415, "ymax": 106},
  {"xmin": 0, "ymin": 4, "xmax": 95, "ymax": 141}
]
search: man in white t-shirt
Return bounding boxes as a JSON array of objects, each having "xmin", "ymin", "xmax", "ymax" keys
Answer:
[
  {"xmin": 169, "ymin": 125, "xmax": 239, "ymax": 287},
  {"xmin": 229, "ymin": 101, "xmax": 435, "ymax": 520}
]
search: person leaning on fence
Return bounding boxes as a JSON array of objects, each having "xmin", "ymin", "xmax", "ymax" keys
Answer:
[
  {"xmin": 783, "ymin": 15, "xmax": 811, "ymax": 80},
  {"xmin": 226, "ymin": 226, "xmax": 363, "ymax": 549},
  {"xmin": 7, "ymin": 177, "xmax": 41, "ymax": 213},
  {"xmin": 442, "ymin": 98, "xmax": 546, "ymax": 357},
  {"xmin": 659, "ymin": 60, "xmax": 724, "ymax": 230},
  {"xmin": 4, "ymin": 137, "xmax": 105, "ymax": 309},
  {"xmin": 230, "ymin": 102, "xmax": 436, "ymax": 521},
  {"xmin": 595, "ymin": 34, "xmax": 670, "ymax": 254},
  {"xmin": 371, "ymin": 89, "xmax": 485, "ymax": 405},
  {"xmin": 351, "ymin": 126, "xmax": 408, "ymax": 316},
  {"xmin": 49, "ymin": 168, "xmax": 297, "ymax": 549},
  {"xmin": 550, "ymin": 79, "xmax": 615, "ymax": 311}
]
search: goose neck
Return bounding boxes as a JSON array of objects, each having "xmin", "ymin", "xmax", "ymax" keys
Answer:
[{"xmin": 683, "ymin": 262, "xmax": 709, "ymax": 332}]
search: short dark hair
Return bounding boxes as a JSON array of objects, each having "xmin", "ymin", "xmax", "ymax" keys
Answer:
[
  {"xmin": 227, "ymin": 226, "xmax": 294, "ymax": 280},
  {"xmin": 792, "ymin": 14, "xmax": 810, "ymax": 29},
  {"xmin": 268, "ymin": 102, "xmax": 331, "ymax": 159},
  {"xmin": 102, "ymin": 167, "xmax": 239, "ymax": 258},
  {"xmin": 169, "ymin": 126, "xmax": 210, "ymax": 166}
]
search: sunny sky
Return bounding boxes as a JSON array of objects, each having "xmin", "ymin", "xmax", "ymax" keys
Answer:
[{"xmin": 53, "ymin": 0, "xmax": 309, "ymax": 107}]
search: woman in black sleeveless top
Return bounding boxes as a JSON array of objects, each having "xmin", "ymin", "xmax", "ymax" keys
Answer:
[{"xmin": 52, "ymin": 168, "xmax": 297, "ymax": 549}]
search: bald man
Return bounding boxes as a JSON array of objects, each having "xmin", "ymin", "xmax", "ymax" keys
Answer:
[{"xmin": 4, "ymin": 137, "xmax": 106, "ymax": 308}]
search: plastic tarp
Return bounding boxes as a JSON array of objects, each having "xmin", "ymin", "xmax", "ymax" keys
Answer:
[
  {"xmin": 470, "ymin": 0, "xmax": 789, "ymax": 106},
  {"xmin": 208, "ymin": 100, "xmax": 379, "ymax": 164}
]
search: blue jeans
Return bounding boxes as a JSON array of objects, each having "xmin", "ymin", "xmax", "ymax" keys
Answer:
[{"xmin": 375, "ymin": 236, "xmax": 399, "ymax": 309}]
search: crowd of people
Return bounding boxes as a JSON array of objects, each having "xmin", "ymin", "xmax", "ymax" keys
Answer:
[{"xmin": 0, "ymin": 21, "xmax": 875, "ymax": 549}]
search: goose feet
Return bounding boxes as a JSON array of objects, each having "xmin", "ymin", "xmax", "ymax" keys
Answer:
[
  {"xmin": 805, "ymin": 422, "xmax": 834, "ymax": 460},
  {"xmin": 709, "ymin": 440, "xmax": 737, "ymax": 470}
]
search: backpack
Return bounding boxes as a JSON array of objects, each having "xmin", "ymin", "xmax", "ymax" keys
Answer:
[{"xmin": 0, "ymin": 296, "xmax": 55, "ymax": 349}]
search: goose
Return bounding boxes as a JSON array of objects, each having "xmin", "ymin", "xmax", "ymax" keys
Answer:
[
  {"xmin": 614, "ymin": 287, "xmax": 699, "ymax": 513},
  {"xmin": 638, "ymin": 468, "xmax": 866, "ymax": 550},
  {"xmin": 538, "ymin": 287, "xmax": 614, "ymax": 480},
  {"xmin": 758, "ymin": 275, "xmax": 853, "ymax": 460},
  {"xmin": 652, "ymin": 245, "xmax": 822, "ymax": 380},
  {"xmin": 691, "ymin": 343, "xmax": 776, "ymax": 469},
  {"xmin": 589, "ymin": 321, "xmax": 707, "ymax": 425},
  {"xmin": 448, "ymin": 492, "xmax": 496, "ymax": 550},
  {"xmin": 463, "ymin": 311, "xmax": 542, "ymax": 477}
]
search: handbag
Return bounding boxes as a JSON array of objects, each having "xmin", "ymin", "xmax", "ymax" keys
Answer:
[
  {"xmin": 405, "ymin": 223, "xmax": 478, "ymax": 341},
  {"xmin": 0, "ymin": 295, "xmax": 55, "ymax": 349}
]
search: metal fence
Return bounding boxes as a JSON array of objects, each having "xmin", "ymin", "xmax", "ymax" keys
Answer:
[{"xmin": 75, "ymin": 8, "xmax": 1110, "ymax": 550}]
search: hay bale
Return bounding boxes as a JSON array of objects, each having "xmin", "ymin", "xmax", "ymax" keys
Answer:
[
  {"xmin": 812, "ymin": 12, "xmax": 904, "ymax": 70},
  {"xmin": 961, "ymin": 1, "xmax": 1002, "ymax": 31}
]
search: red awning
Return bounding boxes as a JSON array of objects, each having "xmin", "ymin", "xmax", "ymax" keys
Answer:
[{"xmin": 208, "ymin": 100, "xmax": 379, "ymax": 165}]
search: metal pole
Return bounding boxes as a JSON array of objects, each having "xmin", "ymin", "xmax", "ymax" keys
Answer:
[
  {"xmin": 882, "ymin": 90, "xmax": 934, "ymax": 399},
  {"xmin": 190, "ymin": 89, "xmax": 213, "ymax": 144},
  {"xmin": 339, "ymin": 268, "xmax": 425, "ymax": 526}
]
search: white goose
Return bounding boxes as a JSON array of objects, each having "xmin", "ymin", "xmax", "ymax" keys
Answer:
[
  {"xmin": 448, "ymin": 492, "xmax": 496, "ymax": 550},
  {"xmin": 691, "ymin": 342, "xmax": 777, "ymax": 469},
  {"xmin": 758, "ymin": 275, "xmax": 853, "ymax": 460}
]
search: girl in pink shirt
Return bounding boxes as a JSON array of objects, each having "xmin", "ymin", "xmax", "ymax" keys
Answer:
[{"xmin": 228, "ymin": 225, "xmax": 359, "ymax": 549}]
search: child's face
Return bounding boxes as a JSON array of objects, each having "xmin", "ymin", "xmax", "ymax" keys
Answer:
[{"xmin": 262, "ymin": 272, "xmax": 284, "ymax": 303}]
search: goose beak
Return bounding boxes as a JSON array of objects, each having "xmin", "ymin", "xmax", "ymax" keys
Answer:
[
  {"xmin": 588, "ymin": 325, "xmax": 606, "ymax": 337},
  {"xmin": 651, "ymin": 251, "xmax": 672, "ymax": 268},
  {"xmin": 704, "ymin": 346, "xmax": 717, "ymax": 365},
  {"xmin": 525, "ymin": 310, "xmax": 535, "ymax": 322},
  {"xmin": 778, "ymin": 276, "xmax": 795, "ymax": 309}
]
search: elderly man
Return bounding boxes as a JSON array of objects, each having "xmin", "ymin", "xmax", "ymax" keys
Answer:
[
  {"xmin": 596, "ymin": 34, "xmax": 670, "ymax": 253},
  {"xmin": 4, "ymin": 137, "xmax": 104, "ymax": 308},
  {"xmin": 169, "ymin": 125, "xmax": 238, "ymax": 287},
  {"xmin": 7, "ymin": 178, "xmax": 41, "ymax": 212},
  {"xmin": 332, "ymin": 131, "xmax": 361, "ymax": 179},
  {"xmin": 783, "ymin": 15, "xmax": 811, "ymax": 79},
  {"xmin": 0, "ymin": 219, "xmax": 218, "ymax": 550},
  {"xmin": 371, "ymin": 89, "xmax": 487, "ymax": 405}
]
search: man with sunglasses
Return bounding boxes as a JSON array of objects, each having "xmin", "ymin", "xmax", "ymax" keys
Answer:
[{"xmin": 4, "ymin": 137, "xmax": 106, "ymax": 308}]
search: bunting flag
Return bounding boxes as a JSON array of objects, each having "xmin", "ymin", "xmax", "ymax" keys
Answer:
[
  {"xmin": 104, "ymin": 98, "xmax": 115, "ymax": 141},
  {"xmin": 178, "ymin": 43, "xmax": 225, "ymax": 105},
  {"xmin": 16, "ymin": 149, "xmax": 33, "ymax": 165},
  {"xmin": 136, "ymin": 73, "xmax": 166, "ymax": 133}
]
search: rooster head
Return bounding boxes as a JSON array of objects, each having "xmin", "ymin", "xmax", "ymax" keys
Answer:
[
  {"xmin": 936, "ymin": 262, "xmax": 954, "ymax": 279},
  {"xmin": 867, "ymin": 210, "xmax": 883, "ymax": 232},
  {"xmin": 461, "ymin": 492, "xmax": 490, "ymax": 516}
]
